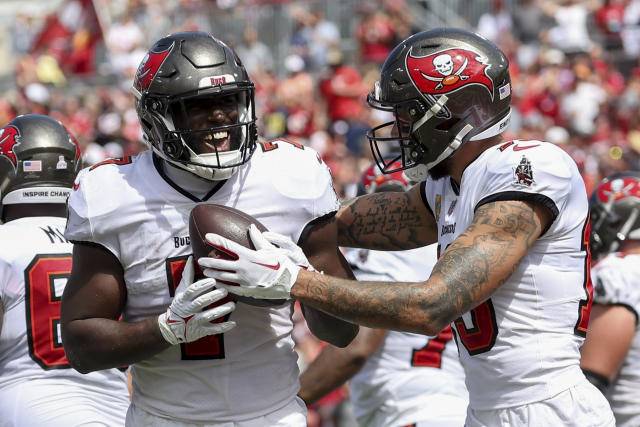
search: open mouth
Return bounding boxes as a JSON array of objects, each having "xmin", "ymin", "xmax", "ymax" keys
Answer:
[{"xmin": 203, "ymin": 131, "xmax": 231, "ymax": 151}]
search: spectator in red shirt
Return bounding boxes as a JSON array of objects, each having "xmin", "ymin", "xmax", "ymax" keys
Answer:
[
  {"xmin": 319, "ymin": 49, "xmax": 368, "ymax": 124},
  {"xmin": 594, "ymin": 0, "xmax": 627, "ymax": 49},
  {"xmin": 354, "ymin": 7, "xmax": 395, "ymax": 65}
]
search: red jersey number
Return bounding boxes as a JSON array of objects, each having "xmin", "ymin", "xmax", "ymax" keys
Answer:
[
  {"xmin": 24, "ymin": 254, "xmax": 72, "ymax": 369},
  {"xmin": 259, "ymin": 138, "xmax": 304, "ymax": 152},
  {"xmin": 437, "ymin": 243, "xmax": 499, "ymax": 356},
  {"xmin": 165, "ymin": 256, "xmax": 232, "ymax": 360},
  {"xmin": 453, "ymin": 299, "xmax": 498, "ymax": 355},
  {"xmin": 575, "ymin": 217, "xmax": 594, "ymax": 337},
  {"xmin": 411, "ymin": 326, "xmax": 454, "ymax": 368}
]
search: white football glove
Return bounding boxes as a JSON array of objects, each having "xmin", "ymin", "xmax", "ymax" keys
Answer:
[
  {"xmin": 198, "ymin": 225, "xmax": 308, "ymax": 300},
  {"xmin": 260, "ymin": 229, "xmax": 317, "ymax": 272},
  {"xmin": 158, "ymin": 256, "xmax": 236, "ymax": 345}
]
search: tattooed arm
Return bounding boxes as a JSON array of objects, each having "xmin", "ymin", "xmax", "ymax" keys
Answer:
[
  {"xmin": 336, "ymin": 184, "xmax": 438, "ymax": 250},
  {"xmin": 292, "ymin": 199, "xmax": 552, "ymax": 335}
]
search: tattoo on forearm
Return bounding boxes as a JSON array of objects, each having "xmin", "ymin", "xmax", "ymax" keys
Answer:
[
  {"xmin": 302, "ymin": 200, "xmax": 544, "ymax": 333},
  {"xmin": 300, "ymin": 270, "xmax": 427, "ymax": 332},
  {"xmin": 341, "ymin": 193, "xmax": 428, "ymax": 250},
  {"xmin": 429, "ymin": 201, "xmax": 541, "ymax": 318}
]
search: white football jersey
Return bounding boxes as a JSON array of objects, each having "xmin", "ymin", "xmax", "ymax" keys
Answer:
[
  {"xmin": 345, "ymin": 244, "xmax": 468, "ymax": 427},
  {"xmin": 65, "ymin": 141, "xmax": 340, "ymax": 423},
  {"xmin": 0, "ymin": 216, "xmax": 129, "ymax": 426},
  {"xmin": 423, "ymin": 140, "xmax": 592, "ymax": 410},
  {"xmin": 591, "ymin": 253, "xmax": 640, "ymax": 427}
]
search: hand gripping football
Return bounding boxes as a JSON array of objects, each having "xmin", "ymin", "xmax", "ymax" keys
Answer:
[{"xmin": 189, "ymin": 204, "xmax": 286, "ymax": 307}]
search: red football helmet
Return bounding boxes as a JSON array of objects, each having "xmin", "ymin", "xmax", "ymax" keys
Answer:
[
  {"xmin": 589, "ymin": 171, "xmax": 640, "ymax": 259},
  {"xmin": 357, "ymin": 159, "xmax": 411, "ymax": 196}
]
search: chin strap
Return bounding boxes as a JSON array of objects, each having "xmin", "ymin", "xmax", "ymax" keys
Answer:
[
  {"xmin": 424, "ymin": 123, "xmax": 474, "ymax": 171},
  {"xmin": 403, "ymin": 164, "xmax": 428, "ymax": 183}
]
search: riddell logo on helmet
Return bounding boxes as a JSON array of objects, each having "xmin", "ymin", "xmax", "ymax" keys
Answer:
[
  {"xmin": 0, "ymin": 125, "xmax": 20, "ymax": 168},
  {"xmin": 406, "ymin": 48, "xmax": 494, "ymax": 97},
  {"xmin": 134, "ymin": 43, "xmax": 174, "ymax": 92}
]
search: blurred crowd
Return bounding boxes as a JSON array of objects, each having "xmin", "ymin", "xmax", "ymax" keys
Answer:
[{"xmin": 1, "ymin": 0, "xmax": 640, "ymax": 425}]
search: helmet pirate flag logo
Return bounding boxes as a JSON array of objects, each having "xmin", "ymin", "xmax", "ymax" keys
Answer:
[
  {"xmin": 406, "ymin": 48, "xmax": 494, "ymax": 97},
  {"xmin": 134, "ymin": 43, "xmax": 174, "ymax": 92},
  {"xmin": 0, "ymin": 125, "xmax": 20, "ymax": 168},
  {"xmin": 597, "ymin": 177, "xmax": 640, "ymax": 203}
]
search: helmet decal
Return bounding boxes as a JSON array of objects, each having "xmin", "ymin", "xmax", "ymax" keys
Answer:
[
  {"xmin": 596, "ymin": 177, "xmax": 640, "ymax": 203},
  {"xmin": 406, "ymin": 48, "xmax": 494, "ymax": 97},
  {"xmin": 358, "ymin": 159, "xmax": 410, "ymax": 196},
  {"xmin": 0, "ymin": 114, "xmax": 81, "ymax": 211},
  {"xmin": 134, "ymin": 43, "xmax": 174, "ymax": 92},
  {"xmin": 0, "ymin": 125, "xmax": 21, "ymax": 168},
  {"xmin": 198, "ymin": 74, "xmax": 235, "ymax": 89}
]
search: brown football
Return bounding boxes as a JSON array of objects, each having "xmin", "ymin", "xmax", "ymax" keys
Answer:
[{"xmin": 189, "ymin": 203, "xmax": 286, "ymax": 307}]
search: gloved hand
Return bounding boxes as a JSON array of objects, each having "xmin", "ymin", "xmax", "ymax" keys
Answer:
[
  {"xmin": 158, "ymin": 256, "xmax": 236, "ymax": 345},
  {"xmin": 198, "ymin": 225, "xmax": 306, "ymax": 300},
  {"xmin": 260, "ymin": 228, "xmax": 316, "ymax": 272}
]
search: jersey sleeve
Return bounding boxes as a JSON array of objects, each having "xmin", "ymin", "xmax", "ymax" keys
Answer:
[
  {"xmin": 0, "ymin": 259, "xmax": 22, "ymax": 311},
  {"xmin": 592, "ymin": 258, "xmax": 640, "ymax": 324},
  {"xmin": 268, "ymin": 143, "xmax": 340, "ymax": 242},
  {"xmin": 474, "ymin": 143, "xmax": 574, "ymax": 225},
  {"xmin": 311, "ymin": 156, "xmax": 340, "ymax": 218},
  {"xmin": 64, "ymin": 167, "xmax": 122, "ymax": 259}
]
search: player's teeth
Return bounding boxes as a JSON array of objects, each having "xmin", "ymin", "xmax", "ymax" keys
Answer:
[
  {"xmin": 204, "ymin": 135, "xmax": 213, "ymax": 141},
  {"xmin": 213, "ymin": 131, "xmax": 228, "ymax": 139}
]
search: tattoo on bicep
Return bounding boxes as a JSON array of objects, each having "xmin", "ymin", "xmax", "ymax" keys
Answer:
[
  {"xmin": 428, "ymin": 201, "xmax": 542, "ymax": 320},
  {"xmin": 343, "ymin": 193, "xmax": 428, "ymax": 250}
]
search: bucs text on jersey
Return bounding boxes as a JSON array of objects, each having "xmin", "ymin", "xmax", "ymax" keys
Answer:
[
  {"xmin": 0, "ymin": 216, "xmax": 129, "ymax": 425},
  {"xmin": 64, "ymin": 140, "xmax": 340, "ymax": 422},
  {"xmin": 345, "ymin": 244, "xmax": 468, "ymax": 427},
  {"xmin": 591, "ymin": 253, "xmax": 640, "ymax": 427},
  {"xmin": 422, "ymin": 139, "xmax": 593, "ymax": 410}
]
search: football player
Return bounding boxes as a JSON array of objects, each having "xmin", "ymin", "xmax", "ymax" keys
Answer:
[
  {"xmin": 299, "ymin": 161, "xmax": 468, "ymax": 427},
  {"xmin": 0, "ymin": 114, "xmax": 130, "ymax": 426},
  {"xmin": 199, "ymin": 28, "xmax": 615, "ymax": 426},
  {"xmin": 580, "ymin": 171, "xmax": 640, "ymax": 427},
  {"xmin": 60, "ymin": 31, "xmax": 358, "ymax": 426}
]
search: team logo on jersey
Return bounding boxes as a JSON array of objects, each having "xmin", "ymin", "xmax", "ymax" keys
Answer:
[
  {"xmin": 596, "ymin": 177, "xmax": 640, "ymax": 203},
  {"xmin": 513, "ymin": 155, "xmax": 534, "ymax": 187},
  {"xmin": 406, "ymin": 48, "xmax": 494, "ymax": 97},
  {"xmin": 0, "ymin": 124, "xmax": 20, "ymax": 168},
  {"xmin": 133, "ymin": 43, "xmax": 174, "ymax": 92},
  {"xmin": 435, "ymin": 194, "xmax": 442, "ymax": 221}
]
